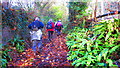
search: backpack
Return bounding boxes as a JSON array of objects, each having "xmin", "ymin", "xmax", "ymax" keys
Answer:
[
  {"xmin": 57, "ymin": 22, "xmax": 62, "ymax": 26},
  {"xmin": 56, "ymin": 22, "xmax": 62, "ymax": 29},
  {"xmin": 46, "ymin": 22, "xmax": 53, "ymax": 29}
]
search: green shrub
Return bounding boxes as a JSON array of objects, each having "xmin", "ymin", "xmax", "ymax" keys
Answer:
[
  {"xmin": 66, "ymin": 19, "xmax": 120, "ymax": 67},
  {"xmin": 1, "ymin": 36, "xmax": 25, "ymax": 67},
  {"xmin": 1, "ymin": 49, "xmax": 12, "ymax": 68},
  {"xmin": 0, "ymin": 58, "xmax": 8, "ymax": 68},
  {"xmin": 8, "ymin": 36, "xmax": 25, "ymax": 53}
]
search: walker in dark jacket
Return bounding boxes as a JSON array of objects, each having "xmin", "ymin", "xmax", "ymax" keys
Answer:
[
  {"xmin": 28, "ymin": 17, "xmax": 44, "ymax": 53},
  {"xmin": 46, "ymin": 19, "xmax": 55, "ymax": 41},
  {"xmin": 55, "ymin": 20, "xmax": 63, "ymax": 36}
]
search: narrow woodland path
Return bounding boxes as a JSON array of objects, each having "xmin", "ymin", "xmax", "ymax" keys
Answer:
[{"xmin": 8, "ymin": 33, "xmax": 72, "ymax": 67}]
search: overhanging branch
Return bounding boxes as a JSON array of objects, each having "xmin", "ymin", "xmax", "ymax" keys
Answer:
[{"xmin": 96, "ymin": 11, "xmax": 120, "ymax": 18}]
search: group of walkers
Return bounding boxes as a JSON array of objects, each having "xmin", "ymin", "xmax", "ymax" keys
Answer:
[
  {"xmin": 46, "ymin": 19, "xmax": 63, "ymax": 41},
  {"xmin": 28, "ymin": 17, "xmax": 63, "ymax": 53}
]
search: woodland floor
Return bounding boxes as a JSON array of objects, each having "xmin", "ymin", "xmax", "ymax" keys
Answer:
[{"xmin": 8, "ymin": 32, "xmax": 72, "ymax": 67}]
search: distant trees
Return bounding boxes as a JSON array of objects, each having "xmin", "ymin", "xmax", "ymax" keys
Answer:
[
  {"xmin": 69, "ymin": 2, "xmax": 88, "ymax": 23},
  {"xmin": 2, "ymin": 1, "xmax": 69, "ymax": 43}
]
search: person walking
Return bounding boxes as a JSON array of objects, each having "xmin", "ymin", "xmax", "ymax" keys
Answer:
[
  {"xmin": 55, "ymin": 20, "xmax": 63, "ymax": 36},
  {"xmin": 28, "ymin": 17, "xmax": 44, "ymax": 53},
  {"xmin": 46, "ymin": 19, "xmax": 55, "ymax": 41}
]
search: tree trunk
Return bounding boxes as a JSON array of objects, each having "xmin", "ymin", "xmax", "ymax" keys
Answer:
[{"xmin": 94, "ymin": 0, "xmax": 98, "ymax": 22}]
